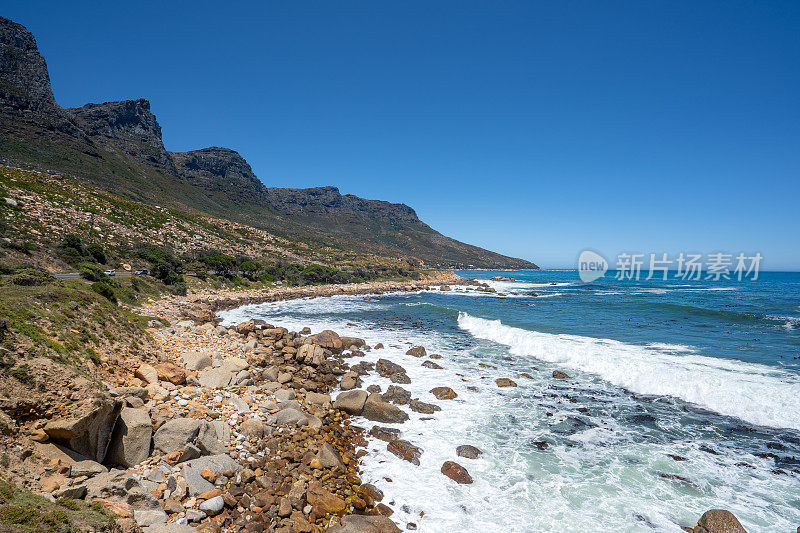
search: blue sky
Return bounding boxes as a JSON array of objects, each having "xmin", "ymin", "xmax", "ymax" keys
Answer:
[{"xmin": 5, "ymin": 1, "xmax": 799, "ymax": 269}]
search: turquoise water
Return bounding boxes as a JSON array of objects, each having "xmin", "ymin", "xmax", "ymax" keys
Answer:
[{"xmin": 221, "ymin": 270, "xmax": 800, "ymax": 532}]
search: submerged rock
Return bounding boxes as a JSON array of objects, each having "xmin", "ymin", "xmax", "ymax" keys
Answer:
[
  {"xmin": 496, "ymin": 378, "xmax": 517, "ymax": 387},
  {"xmin": 456, "ymin": 445, "xmax": 483, "ymax": 459},
  {"xmin": 387, "ymin": 439, "xmax": 423, "ymax": 465},
  {"xmin": 552, "ymin": 370, "xmax": 570, "ymax": 379},
  {"xmin": 406, "ymin": 346, "xmax": 426, "ymax": 357},
  {"xmin": 369, "ymin": 426, "xmax": 401, "ymax": 443}
]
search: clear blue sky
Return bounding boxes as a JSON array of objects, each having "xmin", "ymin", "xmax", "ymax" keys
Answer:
[{"xmin": 4, "ymin": 1, "xmax": 799, "ymax": 269}]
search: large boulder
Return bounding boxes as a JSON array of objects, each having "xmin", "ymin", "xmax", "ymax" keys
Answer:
[
  {"xmin": 376, "ymin": 359, "xmax": 410, "ymax": 383},
  {"xmin": 270, "ymin": 408, "xmax": 308, "ymax": 427},
  {"xmin": 340, "ymin": 336, "xmax": 366, "ymax": 350},
  {"xmin": 327, "ymin": 515, "xmax": 401, "ymax": 533},
  {"xmin": 154, "ymin": 363, "xmax": 186, "ymax": 385},
  {"xmin": 198, "ymin": 358, "xmax": 249, "ymax": 389},
  {"xmin": 363, "ymin": 394, "xmax": 409, "ymax": 424},
  {"xmin": 456, "ymin": 445, "xmax": 483, "ymax": 459},
  {"xmin": 309, "ymin": 330, "xmax": 342, "ymax": 351},
  {"xmin": 44, "ymin": 394, "xmax": 122, "ymax": 463},
  {"xmin": 180, "ymin": 454, "xmax": 242, "ymax": 496},
  {"xmin": 153, "ymin": 418, "xmax": 201, "ymax": 454},
  {"xmin": 181, "ymin": 351, "xmax": 212, "ymax": 371},
  {"xmin": 334, "ymin": 390, "xmax": 368, "ymax": 415},
  {"xmin": 84, "ymin": 469, "xmax": 167, "ymax": 526},
  {"xmin": 106, "ymin": 408, "xmax": 152, "ymax": 467},
  {"xmin": 297, "ymin": 344, "xmax": 326, "ymax": 366},
  {"xmin": 693, "ymin": 510, "xmax": 747, "ymax": 533}
]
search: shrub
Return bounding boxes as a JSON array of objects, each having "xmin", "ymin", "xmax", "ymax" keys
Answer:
[
  {"xmin": 135, "ymin": 244, "xmax": 183, "ymax": 285},
  {"xmin": 10, "ymin": 268, "xmax": 56, "ymax": 286},
  {"xmin": 78, "ymin": 263, "xmax": 106, "ymax": 282},
  {"xmin": 90, "ymin": 281, "xmax": 117, "ymax": 303},
  {"xmin": 84, "ymin": 243, "xmax": 106, "ymax": 264}
]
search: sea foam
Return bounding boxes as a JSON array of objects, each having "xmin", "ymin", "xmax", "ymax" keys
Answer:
[{"xmin": 457, "ymin": 312, "xmax": 800, "ymax": 431}]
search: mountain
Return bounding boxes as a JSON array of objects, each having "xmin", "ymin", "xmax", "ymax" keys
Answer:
[{"xmin": 0, "ymin": 16, "xmax": 537, "ymax": 269}]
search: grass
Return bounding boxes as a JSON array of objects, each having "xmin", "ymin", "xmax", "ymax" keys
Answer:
[{"xmin": 0, "ymin": 480, "xmax": 115, "ymax": 532}]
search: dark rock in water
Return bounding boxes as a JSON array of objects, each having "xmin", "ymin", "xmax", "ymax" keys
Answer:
[
  {"xmin": 551, "ymin": 416, "xmax": 596, "ymax": 435},
  {"xmin": 456, "ymin": 445, "xmax": 483, "ymax": 459},
  {"xmin": 406, "ymin": 346, "xmax": 426, "ymax": 357},
  {"xmin": 359, "ymin": 483, "xmax": 384, "ymax": 505},
  {"xmin": 367, "ymin": 384, "xmax": 382, "ymax": 394},
  {"xmin": 552, "ymin": 370, "xmax": 570, "ymax": 379},
  {"xmin": 430, "ymin": 387, "xmax": 457, "ymax": 400},
  {"xmin": 628, "ymin": 413, "xmax": 658, "ymax": 427},
  {"xmin": 377, "ymin": 359, "xmax": 410, "ymax": 383},
  {"xmin": 429, "ymin": 353, "xmax": 443, "ymax": 359},
  {"xmin": 490, "ymin": 276, "xmax": 515, "ymax": 281},
  {"xmin": 369, "ymin": 426, "xmax": 400, "ymax": 443},
  {"xmin": 382, "ymin": 385, "xmax": 411, "ymax": 405},
  {"xmin": 699, "ymin": 445, "xmax": 720, "ymax": 455},
  {"xmin": 422, "ymin": 360, "xmax": 443, "ymax": 369},
  {"xmin": 496, "ymin": 377, "xmax": 517, "ymax": 387},
  {"xmin": 441, "ymin": 461, "xmax": 473, "ymax": 484},
  {"xmin": 667, "ymin": 454, "xmax": 688, "ymax": 462},
  {"xmin": 408, "ymin": 399, "xmax": 440, "ymax": 414},
  {"xmin": 387, "ymin": 439, "xmax": 423, "ymax": 465},
  {"xmin": 519, "ymin": 372, "xmax": 535, "ymax": 379},
  {"xmin": 529, "ymin": 439, "xmax": 550, "ymax": 450},
  {"xmin": 327, "ymin": 514, "xmax": 401, "ymax": 533},
  {"xmin": 691, "ymin": 509, "xmax": 747, "ymax": 533},
  {"xmin": 527, "ymin": 291, "xmax": 538, "ymax": 297}
]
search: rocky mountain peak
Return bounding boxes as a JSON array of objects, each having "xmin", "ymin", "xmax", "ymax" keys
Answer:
[{"xmin": 0, "ymin": 15, "xmax": 57, "ymax": 110}]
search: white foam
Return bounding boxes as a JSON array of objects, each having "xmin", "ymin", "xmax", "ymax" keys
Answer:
[{"xmin": 458, "ymin": 313, "xmax": 800, "ymax": 431}]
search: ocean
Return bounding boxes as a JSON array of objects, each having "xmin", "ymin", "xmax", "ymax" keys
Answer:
[{"xmin": 219, "ymin": 270, "xmax": 800, "ymax": 532}]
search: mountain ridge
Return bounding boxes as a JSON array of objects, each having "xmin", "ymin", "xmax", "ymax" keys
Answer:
[{"xmin": 0, "ymin": 16, "xmax": 537, "ymax": 269}]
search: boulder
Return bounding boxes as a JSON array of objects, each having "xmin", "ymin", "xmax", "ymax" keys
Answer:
[
  {"xmin": 271, "ymin": 408, "xmax": 308, "ymax": 427},
  {"xmin": 340, "ymin": 371, "xmax": 361, "ymax": 391},
  {"xmin": 387, "ymin": 439, "xmax": 422, "ymax": 465},
  {"xmin": 274, "ymin": 389, "xmax": 296, "ymax": 402},
  {"xmin": 334, "ymin": 390, "xmax": 368, "ymax": 415},
  {"xmin": 305, "ymin": 392, "xmax": 330, "ymax": 406},
  {"xmin": 134, "ymin": 364, "xmax": 158, "ymax": 385},
  {"xmin": 106, "ymin": 407, "xmax": 152, "ymax": 468},
  {"xmin": 44, "ymin": 394, "xmax": 122, "ymax": 463},
  {"xmin": 405, "ymin": 346, "xmax": 426, "ymax": 357},
  {"xmin": 196, "ymin": 421, "xmax": 226, "ymax": 455},
  {"xmin": 441, "ymin": 461, "xmax": 473, "ymax": 484},
  {"xmin": 153, "ymin": 418, "xmax": 201, "ymax": 454},
  {"xmin": 181, "ymin": 351, "xmax": 212, "ymax": 370},
  {"xmin": 381, "ymin": 385, "xmax": 411, "ymax": 405},
  {"xmin": 309, "ymin": 330, "xmax": 342, "ymax": 351},
  {"xmin": 369, "ymin": 426, "xmax": 400, "ymax": 443},
  {"xmin": 306, "ymin": 480, "xmax": 346, "ymax": 515},
  {"xmin": 456, "ymin": 445, "xmax": 483, "ymax": 459},
  {"xmin": 240, "ymin": 418, "xmax": 264, "ymax": 439},
  {"xmin": 154, "ymin": 363, "xmax": 186, "ymax": 385},
  {"xmin": 297, "ymin": 344, "xmax": 326, "ymax": 366},
  {"xmin": 430, "ymin": 387, "xmax": 457, "ymax": 400},
  {"xmin": 363, "ymin": 394, "xmax": 409, "ymax": 423},
  {"xmin": 316, "ymin": 441, "xmax": 345, "ymax": 469},
  {"xmin": 693, "ymin": 510, "xmax": 747, "ymax": 533},
  {"xmin": 421, "ymin": 360, "xmax": 443, "ymax": 369},
  {"xmin": 199, "ymin": 495, "xmax": 224, "ymax": 516},
  {"xmin": 490, "ymin": 276, "xmax": 515, "ymax": 281},
  {"xmin": 326, "ymin": 515, "xmax": 402, "ymax": 533},
  {"xmin": 552, "ymin": 370, "xmax": 570, "ymax": 379},
  {"xmin": 340, "ymin": 336, "xmax": 366, "ymax": 350},
  {"xmin": 376, "ymin": 359, "xmax": 406, "ymax": 378},
  {"xmin": 84, "ymin": 470, "xmax": 167, "ymax": 526},
  {"xmin": 496, "ymin": 378, "xmax": 517, "ymax": 387},
  {"xmin": 408, "ymin": 399, "xmax": 439, "ymax": 414},
  {"xmin": 180, "ymin": 454, "xmax": 242, "ymax": 496}
]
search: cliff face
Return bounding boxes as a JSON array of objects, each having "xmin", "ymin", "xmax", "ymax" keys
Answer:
[
  {"xmin": 0, "ymin": 16, "xmax": 537, "ymax": 269},
  {"xmin": 0, "ymin": 16, "xmax": 55, "ymax": 109}
]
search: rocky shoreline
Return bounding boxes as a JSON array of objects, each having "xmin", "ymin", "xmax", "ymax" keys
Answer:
[{"xmin": 2, "ymin": 272, "xmax": 748, "ymax": 533}]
